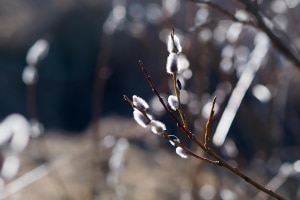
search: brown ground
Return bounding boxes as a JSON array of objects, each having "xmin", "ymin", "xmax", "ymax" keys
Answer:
[{"xmin": 0, "ymin": 117, "xmax": 273, "ymax": 200}]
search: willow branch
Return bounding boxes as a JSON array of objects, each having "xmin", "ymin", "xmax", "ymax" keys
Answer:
[
  {"xmin": 162, "ymin": 133, "xmax": 220, "ymax": 165},
  {"xmin": 172, "ymin": 73, "xmax": 188, "ymax": 128},
  {"xmin": 139, "ymin": 60, "xmax": 194, "ymax": 139},
  {"xmin": 123, "ymin": 95, "xmax": 218, "ymax": 165},
  {"xmin": 139, "ymin": 61, "xmax": 286, "ymax": 200}
]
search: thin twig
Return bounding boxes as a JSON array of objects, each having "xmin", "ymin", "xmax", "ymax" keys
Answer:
[
  {"xmin": 172, "ymin": 73, "xmax": 188, "ymax": 128},
  {"xmin": 170, "ymin": 28, "xmax": 188, "ymax": 128},
  {"xmin": 139, "ymin": 60, "xmax": 194, "ymax": 139},
  {"xmin": 123, "ymin": 95, "xmax": 151, "ymax": 119},
  {"xmin": 204, "ymin": 96, "xmax": 216, "ymax": 150},
  {"xmin": 205, "ymin": 149, "xmax": 286, "ymax": 200},
  {"xmin": 170, "ymin": 28, "xmax": 180, "ymax": 54},
  {"xmin": 162, "ymin": 133, "xmax": 220, "ymax": 165}
]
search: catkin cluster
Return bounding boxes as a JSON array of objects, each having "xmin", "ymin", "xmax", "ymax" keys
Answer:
[{"xmin": 127, "ymin": 30, "xmax": 190, "ymax": 159}]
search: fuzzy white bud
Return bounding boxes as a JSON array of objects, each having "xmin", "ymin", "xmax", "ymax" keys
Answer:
[
  {"xmin": 1, "ymin": 156, "xmax": 20, "ymax": 180},
  {"xmin": 167, "ymin": 34, "xmax": 182, "ymax": 54},
  {"xmin": 29, "ymin": 119, "xmax": 44, "ymax": 138},
  {"xmin": 168, "ymin": 95, "xmax": 179, "ymax": 111},
  {"xmin": 22, "ymin": 65, "xmax": 38, "ymax": 85},
  {"xmin": 133, "ymin": 110, "xmax": 151, "ymax": 128},
  {"xmin": 176, "ymin": 147, "xmax": 189, "ymax": 159},
  {"xmin": 150, "ymin": 120, "xmax": 166, "ymax": 135},
  {"xmin": 26, "ymin": 39, "xmax": 49, "ymax": 66},
  {"xmin": 132, "ymin": 95, "xmax": 149, "ymax": 111},
  {"xmin": 166, "ymin": 53, "xmax": 180, "ymax": 74},
  {"xmin": 168, "ymin": 135, "xmax": 180, "ymax": 146}
]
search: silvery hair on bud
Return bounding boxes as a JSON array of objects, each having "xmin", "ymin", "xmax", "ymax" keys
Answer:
[
  {"xmin": 133, "ymin": 110, "xmax": 151, "ymax": 128},
  {"xmin": 166, "ymin": 53, "xmax": 179, "ymax": 74},
  {"xmin": 168, "ymin": 95, "xmax": 179, "ymax": 111},
  {"xmin": 150, "ymin": 120, "xmax": 166, "ymax": 135},
  {"xmin": 167, "ymin": 34, "xmax": 182, "ymax": 54},
  {"xmin": 26, "ymin": 39, "xmax": 49, "ymax": 66},
  {"xmin": 176, "ymin": 147, "xmax": 188, "ymax": 159},
  {"xmin": 132, "ymin": 95, "xmax": 149, "ymax": 111}
]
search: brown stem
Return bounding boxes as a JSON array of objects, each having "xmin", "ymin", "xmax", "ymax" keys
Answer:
[
  {"xmin": 162, "ymin": 133, "xmax": 220, "ymax": 165},
  {"xmin": 204, "ymin": 96, "xmax": 216, "ymax": 150},
  {"xmin": 123, "ymin": 95, "xmax": 152, "ymax": 121},
  {"xmin": 172, "ymin": 73, "xmax": 188, "ymax": 128},
  {"xmin": 139, "ymin": 60, "xmax": 193, "ymax": 139},
  {"xmin": 206, "ymin": 149, "xmax": 286, "ymax": 200}
]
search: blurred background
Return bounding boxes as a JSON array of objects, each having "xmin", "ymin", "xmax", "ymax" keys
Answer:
[{"xmin": 0, "ymin": 0, "xmax": 300, "ymax": 199}]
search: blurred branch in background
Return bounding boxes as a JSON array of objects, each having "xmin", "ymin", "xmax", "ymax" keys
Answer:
[
  {"xmin": 22, "ymin": 38, "xmax": 72, "ymax": 199},
  {"xmin": 0, "ymin": 154, "xmax": 71, "ymax": 199},
  {"xmin": 89, "ymin": 14, "xmax": 113, "ymax": 200},
  {"xmin": 213, "ymin": 32, "xmax": 269, "ymax": 146}
]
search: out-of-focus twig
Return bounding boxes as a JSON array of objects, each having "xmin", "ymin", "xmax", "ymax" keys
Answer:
[
  {"xmin": 0, "ymin": 155, "xmax": 71, "ymax": 199},
  {"xmin": 186, "ymin": 0, "xmax": 254, "ymax": 26},
  {"xmin": 255, "ymin": 162, "xmax": 299, "ymax": 200},
  {"xmin": 237, "ymin": 0, "xmax": 300, "ymax": 67},
  {"xmin": 23, "ymin": 39, "xmax": 71, "ymax": 200},
  {"xmin": 213, "ymin": 31, "xmax": 269, "ymax": 147},
  {"xmin": 188, "ymin": 0, "xmax": 300, "ymax": 68},
  {"xmin": 89, "ymin": 28, "xmax": 112, "ymax": 200}
]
